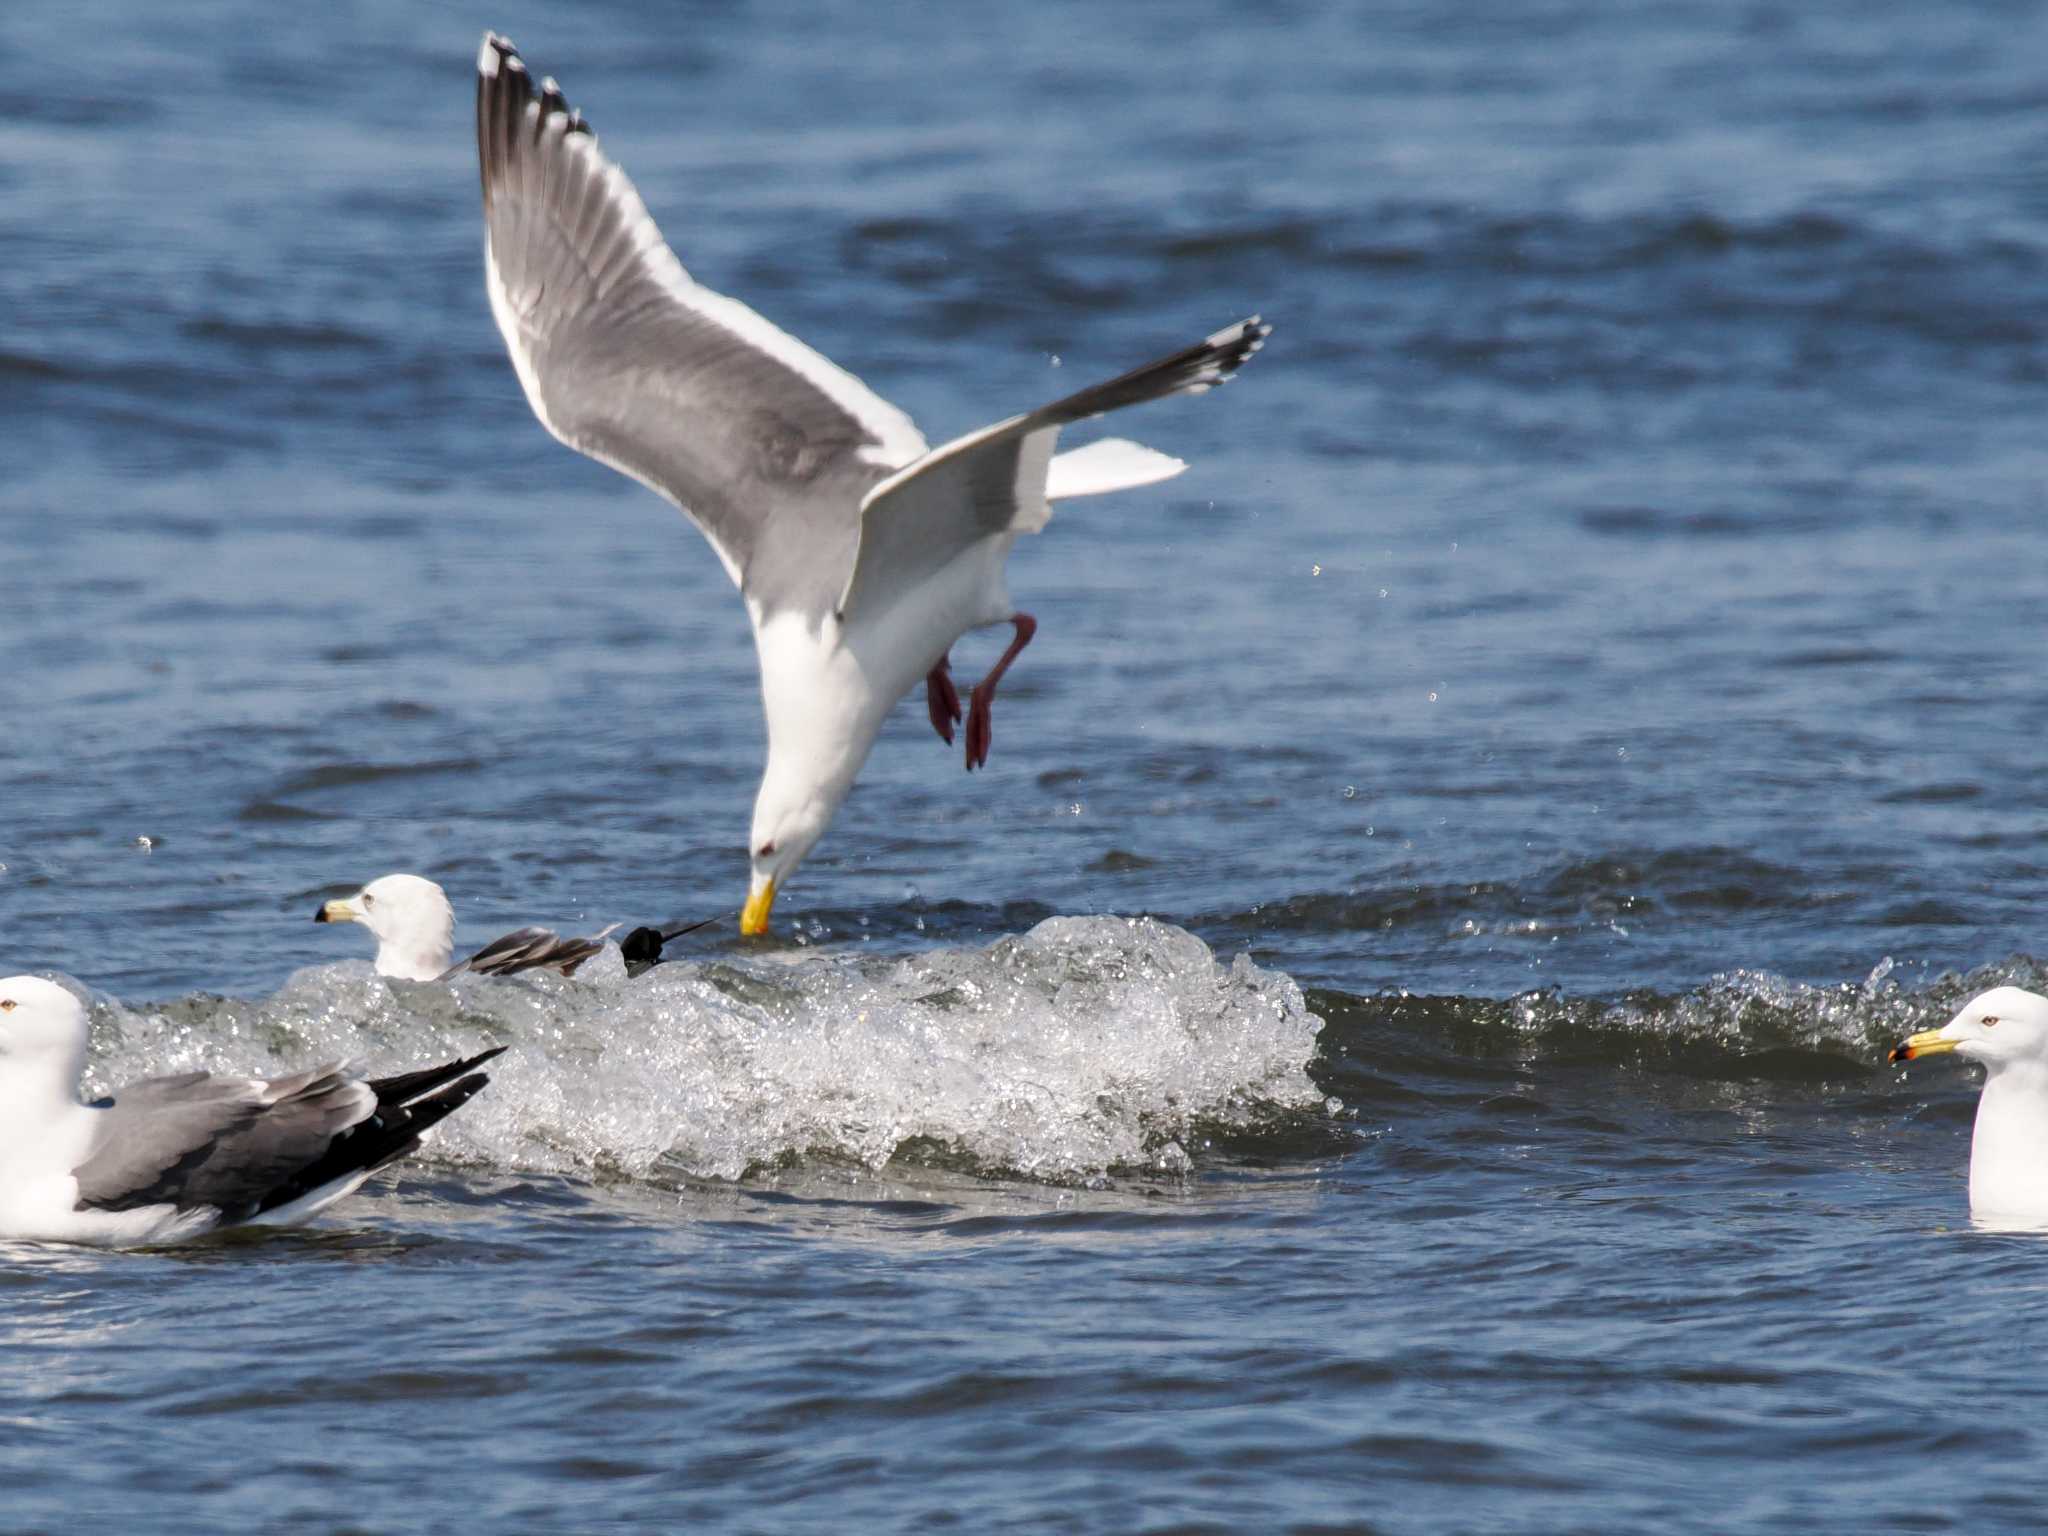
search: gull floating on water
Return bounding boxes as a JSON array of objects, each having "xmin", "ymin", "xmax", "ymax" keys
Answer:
[
  {"xmin": 1891, "ymin": 985, "xmax": 2048, "ymax": 1223},
  {"xmin": 0, "ymin": 974, "xmax": 501, "ymax": 1246},
  {"xmin": 316, "ymin": 873, "xmax": 619, "ymax": 982},
  {"xmin": 475, "ymin": 33, "xmax": 1270, "ymax": 934}
]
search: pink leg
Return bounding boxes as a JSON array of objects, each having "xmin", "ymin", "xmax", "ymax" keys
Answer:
[
  {"xmin": 964, "ymin": 614, "xmax": 1037, "ymax": 772},
  {"xmin": 926, "ymin": 655, "xmax": 963, "ymax": 744}
]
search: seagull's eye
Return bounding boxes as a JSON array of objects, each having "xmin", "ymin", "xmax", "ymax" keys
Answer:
[
  {"xmin": 0, "ymin": 999, "xmax": 13, "ymax": 1012},
  {"xmin": 756, "ymin": 841, "xmax": 777, "ymax": 858},
  {"xmin": 361, "ymin": 893, "xmax": 375, "ymax": 908},
  {"xmin": 1982, "ymin": 1016, "xmax": 2000, "ymax": 1028}
]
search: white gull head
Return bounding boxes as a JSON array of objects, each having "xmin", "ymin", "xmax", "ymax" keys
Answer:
[
  {"xmin": 0, "ymin": 975, "xmax": 91, "ymax": 1104},
  {"xmin": 316, "ymin": 873, "xmax": 457, "ymax": 981},
  {"xmin": 1894, "ymin": 985, "xmax": 2048, "ymax": 1224},
  {"xmin": 741, "ymin": 610, "xmax": 894, "ymax": 935}
]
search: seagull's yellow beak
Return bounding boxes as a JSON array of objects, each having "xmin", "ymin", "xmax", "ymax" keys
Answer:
[
  {"xmin": 1890, "ymin": 1029, "xmax": 1960, "ymax": 1064},
  {"xmin": 316, "ymin": 897, "xmax": 358, "ymax": 925},
  {"xmin": 741, "ymin": 878, "xmax": 777, "ymax": 936}
]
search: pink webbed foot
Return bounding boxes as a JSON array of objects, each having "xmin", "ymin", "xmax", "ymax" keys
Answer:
[
  {"xmin": 964, "ymin": 614, "xmax": 1037, "ymax": 772},
  {"xmin": 926, "ymin": 656, "xmax": 963, "ymax": 745}
]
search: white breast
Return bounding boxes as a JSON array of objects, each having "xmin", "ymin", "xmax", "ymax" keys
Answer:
[{"xmin": 842, "ymin": 532, "xmax": 1018, "ymax": 706}]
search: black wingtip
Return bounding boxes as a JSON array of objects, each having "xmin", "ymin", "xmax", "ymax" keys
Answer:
[
  {"xmin": 478, "ymin": 32, "xmax": 521, "ymax": 76},
  {"xmin": 367, "ymin": 1046, "xmax": 509, "ymax": 1111},
  {"xmin": 478, "ymin": 34, "xmax": 591, "ymax": 133},
  {"xmin": 1199, "ymin": 315, "xmax": 1272, "ymax": 383},
  {"xmin": 621, "ymin": 914, "xmax": 719, "ymax": 967},
  {"xmin": 245, "ymin": 1065, "xmax": 499, "ymax": 1220},
  {"xmin": 1031, "ymin": 313, "xmax": 1276, "ymax": 426}
]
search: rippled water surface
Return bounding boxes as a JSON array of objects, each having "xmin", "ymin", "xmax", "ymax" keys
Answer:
[{"xmin": 3, "ymin": 0, "xmax": 2047, "ymax": 1530}]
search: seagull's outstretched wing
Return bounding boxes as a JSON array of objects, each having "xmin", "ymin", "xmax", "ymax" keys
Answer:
[
  {"xmin": 840, "ymin": 318, "xmax": 1270, "ymax": 621},
  {"xmin": 438, "ymin": 924, "xmax": 622, "ymax": 981},
  {"xmin": 476, "ymin": 34, "xmax": 927, "ymax": 617},
  {"xmin": 72, "ymin": 1050, "xmax": 502, "ymax": 1224}
]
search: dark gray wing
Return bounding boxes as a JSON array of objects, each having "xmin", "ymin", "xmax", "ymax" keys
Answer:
[
  {"xmin": 477, "ymin": 34, "xmax": 927, "ymax": 618},
  {"xmin": 841, "ymin": 318, "xmax": 1269, "ymax": 621},
  {"xmin": 73, "ymin": 1066, "xmax": 376, "ymax": 1219},
  {"xmin": 439, "ymin": 924, "xmax": 622, "ymax": 981},
  {"xmin": 74, "ymin": 1052, "xmax": 505, "ymax": 1224}
]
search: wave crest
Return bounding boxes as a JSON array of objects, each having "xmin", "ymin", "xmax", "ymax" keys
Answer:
[{"xmin": 84, "ymin": 917, "xmax": 1327, "ymax": 1185}]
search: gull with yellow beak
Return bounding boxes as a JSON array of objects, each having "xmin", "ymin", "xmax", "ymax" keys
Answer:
[
  {"xmin": 1890, "ymin": 985, "xmax": 2048, "ymax": 1223},
  {"xmin": 317, "ymin": 873, "xmax": 620, "ymax": 983},
  {"xmin": 475, "ymin": 35, "xmax": 1271, "ymax": 935}
]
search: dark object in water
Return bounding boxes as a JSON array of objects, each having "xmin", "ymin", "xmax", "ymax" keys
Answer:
[{"xmin": 622, "ymin": 915, "xmax": 720, "ymax": 976}]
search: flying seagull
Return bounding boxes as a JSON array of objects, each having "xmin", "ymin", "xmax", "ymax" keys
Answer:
[
  {"xmin": 1891, "ymin": 985, "xmax": 2048, "ymax": 1224},
  {"xmin": 475, "ymin": 33, "xmax": 1270, "ymax": 934},
  {"xmin": 315, "ymin": 873, "xmax": 619, "ymax": 981},
  {"xmin": 0, "ymin": 974, "xmax": 502, "ymax": 1246}
]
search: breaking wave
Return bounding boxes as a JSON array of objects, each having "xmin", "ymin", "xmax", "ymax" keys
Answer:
[{"xmin": 77, "ymin": 916, "xmax": 1327, "ymax": 1186}]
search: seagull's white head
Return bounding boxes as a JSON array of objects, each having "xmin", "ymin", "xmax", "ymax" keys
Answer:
[
  {"xmin": 315, "ymin": 873, "xmax": 457, "ymax": 981},
  {"xmin": 743, "ymin": 780, "xmax": 836, "ymax": 937},
  {"xmin": 1891, "ymin": 986, "xmax": 2048, "ymax": 1072},
  {"xmin": 0, "ymin": 975, "xmax": 90, "ymax": 1088}
]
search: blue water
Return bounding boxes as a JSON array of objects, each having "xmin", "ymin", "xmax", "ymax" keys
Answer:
[{"xmin": 3, "ymin": 1, "xmax": 2047, "ymax": 1529}]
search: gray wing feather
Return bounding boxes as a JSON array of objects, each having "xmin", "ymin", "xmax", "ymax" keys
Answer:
[
  {"xmin": 840, "ymin": 318, "xmax": 1270, "ymax": 620},
  {"xmin": 477, "ymin": 35, "xmax": 927, "ymax": 617},
  {"xmin": 440, "ymin": 923, "xmax": 622, "ymax": 981},
  {"xmin": 74, "ymin": 1067, "xmax": 376, "ymax": 1217}
]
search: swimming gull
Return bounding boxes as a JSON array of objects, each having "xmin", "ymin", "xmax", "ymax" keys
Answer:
[
  {"xmin": 475, "ymin": 34, "xmax": 1270, "ymax": 934},
  {"xmin": 0, "ymin": 974, "xmax": 502, "ymax": 1246},
  {"xmin": 1891, "ymin": 985, "xmax": 2048, "ymax": 1223},
  {"xmin": 316, "ymin": 872, "xmax": 619, "ymax": 982}
]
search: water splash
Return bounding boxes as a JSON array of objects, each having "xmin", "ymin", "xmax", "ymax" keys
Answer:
[{"xmin": 81, "ymin": 917, "xmax": 1326, "ymax": 1185}]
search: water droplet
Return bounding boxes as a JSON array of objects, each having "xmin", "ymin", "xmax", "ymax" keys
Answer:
[
  {"xmin": 1311, "ymin": 563, "xmax": 1322, "ymax": 576},
  {"xmin": 1342, "ymin": 785, "xmax": 1357, "ymax": 799},
  {"xmin": 135, "ymin": 836, "xmax": 155, "ymax": 852},
  {"xmin": 1427, "ymin": 691, "xmax": 1438, "ymax": 703},
  {"xmin": 1365, "ymin": 825, "xmax": 1375, "ymax": 837},
  {"xmin": 1377, "ymin": 588, "xmax": 1389, "ymax": 599},
  {"xmin": 1068, "ymin": 802, "xmax": 1083, "ymax": 816},
  {"xmin": 1049, "ymin": 354, "xmax": 1062, "ymax": 367},
  {"xmin": 1617, "ymin": 747, "xmax": 1629, "ymax": 759}
]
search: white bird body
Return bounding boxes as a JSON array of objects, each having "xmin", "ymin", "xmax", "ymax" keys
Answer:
[
  {"xmin": 1894, "ymin": 985, "xmax": 2048, "ymax": 1224},
  {"xmin": 1967, "ymin": 1058, "xmax": 2048, "ymax": 1219},
  {"xmin": 0, "ymin": 1079, "xmax": 120, "ymax": 1244},
  {"xmin": 473, "ymin": 34, "xmax": 1268, "ymax": 931}
]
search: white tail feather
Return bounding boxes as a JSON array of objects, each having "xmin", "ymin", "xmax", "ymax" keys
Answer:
[{"xmin": 1045, "ymin": 438, "xmax": 1187, "ymax": 501}]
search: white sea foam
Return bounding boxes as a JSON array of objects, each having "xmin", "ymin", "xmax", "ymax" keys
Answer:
[{"xmin": 80, "ymin": 917, "xmax": 1326, "ymax": 1184}]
